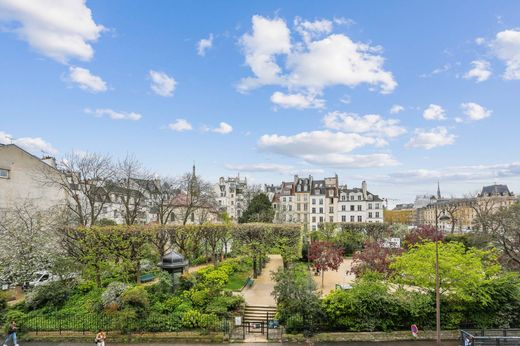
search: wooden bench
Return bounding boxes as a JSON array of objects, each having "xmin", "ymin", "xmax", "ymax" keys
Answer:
[
  {"xmin": 139, "ymin": 273, "xmax": 155, "ymax": 283},
  {"xmin": 246, "ymin": 277, "xmax": 254, "ymax": 288}
]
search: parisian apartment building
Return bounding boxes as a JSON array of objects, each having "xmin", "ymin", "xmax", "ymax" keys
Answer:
[
  {"xmin": 270, "ymin": 174, "xmax": 385, "ymax": 230},
  {"xmin": 214, "ymin": 175, "xmax": 249, "ymax": 222}
]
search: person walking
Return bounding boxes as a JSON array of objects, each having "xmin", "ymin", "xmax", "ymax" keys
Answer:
[
  {"xmin": 3, "ymin": 320, "xmax": 18, "ymax": 346},
  {"xmin": 95, "ymin": 329, "xmax": 106, "ymax": 346}
]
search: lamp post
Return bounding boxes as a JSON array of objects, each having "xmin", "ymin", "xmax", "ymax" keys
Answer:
[{"xmin": 431, "ymin": 197, "xmax": 450, "ymax": 346}]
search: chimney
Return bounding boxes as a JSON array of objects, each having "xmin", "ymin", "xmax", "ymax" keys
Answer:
[
  {"xmin": 42, "ymin": 156, "xmax": 57, "ymax": 168},
  {"xmin": 362, "ymin": 180, "xmax": 367, "ymax": 197}
]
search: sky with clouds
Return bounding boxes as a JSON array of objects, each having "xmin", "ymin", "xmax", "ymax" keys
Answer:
[{"xmin": 1, "ymin": 0, "xmax": 520, "ymax": 205}]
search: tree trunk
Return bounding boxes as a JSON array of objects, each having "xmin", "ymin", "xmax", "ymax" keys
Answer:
[{"xmin": 321, "ymin": 269, "xmax": 325, "ymax": 288}]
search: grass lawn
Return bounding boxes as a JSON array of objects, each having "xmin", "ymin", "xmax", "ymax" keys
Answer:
[{"xmin": 225, "ymin": 270, "xmax": 251, "ymax": 291}]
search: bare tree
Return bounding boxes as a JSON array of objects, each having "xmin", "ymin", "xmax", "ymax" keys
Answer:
[
  {"xmin": 114, "ymin": 154, "xmax": 152, "ymax": 225},
  {"xmin": 41, "ymin": 151, "xmax": 115, "ymax": 226},
  {"xmin": 148, "ymin": 176, "xmax": 177, "ymax": 225},
  {"xmin": 471, "ymin": 197, "xmax": 501, "ymax": 235},
  {"xmin": 174, "ymin": 167, "xmax": 217, "ymax": 225}
]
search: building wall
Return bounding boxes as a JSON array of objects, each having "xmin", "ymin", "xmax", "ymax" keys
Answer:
[{"xmin": 0, "ymin": 145, "xmax": 66, "ymax": 211}]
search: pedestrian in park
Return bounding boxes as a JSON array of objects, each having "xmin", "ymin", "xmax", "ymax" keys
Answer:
[
  {"xmin": 95, "ymin": 329, "xmax": 106, "ymax": 346},
  {"xmin": 411, "ymin": 324, "xmax": 418, "ymax": 338},
  {"xmin": 3, "ymin": 320, "xmax": 18, "ymax": 346}
]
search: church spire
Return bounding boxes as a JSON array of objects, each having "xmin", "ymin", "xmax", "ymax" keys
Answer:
[{"xmin": 437, "ymin": 181, "xmax": 441, "ymax": 199}]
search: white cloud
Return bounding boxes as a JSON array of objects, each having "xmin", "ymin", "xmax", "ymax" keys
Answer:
[
  {"xmin": 422, "ymin": 104, "xmax": 446, "ymax": 120},
  {"xmin": 492, "ymin": 29, "xmax": 520, "ymax": 80},
  {"xmin": 168, "ymin": 119, "xmax": 192, "ymax": 132},
  {"xmin": 323, "ymin": 111, "xmax": 406, "ymax": 138},
  {"xmin": 212, "ymin": 122, "xmax": 233, "ymax": 134},
  {"xmin": 270, "ymin": 91, "xmax": 325, "ymax": 109},
  {"xmin": 406, "ymin": 127, "xmax": 456, "ymax": 150},
  {"xmin": 84, "ymin": 108, "xmax": 142, "ymax": 121},
  {"xmin": 224, "ymin": 163, "xmax": 293, "ymax": 173},
  {"xmin": 0, "ymin": 130, "xmax": 58, "ymax": 154},
  {"xmin": 259, "ymin": 130, "xmax": 379, "ymax": 157},
  {"xmin": 390, "ymin": 104, "xmax": 404, "ymax": 114},
  {"xmin": 0, "ymin": 0, "xmax": 104, "ymax": 63},
  {"xmin": 67, "ymin": 66, "xmax": 107, "ymax": 92},
  {"xmin": 388, "ymin": 162, "xmax": 520, "ymax": 183},
  {"xmin": 149, "ymin": 70, "xmax": 176, "ymax": 97},
  {"xmin": 301, "ymin": 153, "xmax": 398, "ymax": 168},
  {"xmin": 238, "ymin": 15, "xmax": 396, "ymax": 108},
  {"xmin": 464, "ymin": 60, "xmax": 491, "ymax": 82},
  {"xmin": 475, "ymin": 37, "xmax": 485, "ymax": 45},
  {"xmin": 238, "ymin": 15, "xmax": 291, "ymax": 92},
  {"xmin": 197, "ymin": 33, "xmax": 213, "ymax": 56},
  {"xmin": 460, "ymin": 102, "xmax": 492, "ymax": 121}
]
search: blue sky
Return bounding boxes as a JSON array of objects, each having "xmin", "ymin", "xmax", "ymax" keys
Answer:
[{"xmin": 1, "ymin": 0, "xmax": 520, "ymax": 205}]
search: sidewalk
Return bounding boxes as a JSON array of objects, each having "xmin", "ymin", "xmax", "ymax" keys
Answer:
[
  {"xmin": 241, "ymin": 254, "xmax": 282, "ymax": 306},
  {"xmin": 312, "ymin": 257, "xmax": 355, "ymax": 296}
]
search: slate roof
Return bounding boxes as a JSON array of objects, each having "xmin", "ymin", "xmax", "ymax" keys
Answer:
[{"xmin": 480, "ymin": 184, "xmax": 513, "ymax": 197}]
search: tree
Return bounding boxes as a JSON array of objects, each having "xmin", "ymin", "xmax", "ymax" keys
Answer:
[
  {"xmin": 308, "ymin": 241, "xmax": 343, "ymax": 289},
  {"xmin": 494, "ymin": 203, "xmax": 520, "ymax": 268},
  {"xmin": 234, "ymin": 224, "xmax": 271, "ymax": 277},
  {"xmin": 173, "ymin": 168, "xmax": 217, "ymax": 225},
  {"xmin": 404, "ymin": 225, "xmax": 444, "ymax": 248},
  {"xmin": 200, "ymin": 224, "xmax": 228, "ymax": 266},
  {"xmin": 271, "ymin": 265, "xmax": 324, "ymax": 334},
  {"xmin": 351, "ymin": 241, "xmax": 404, "ymax": 278},
  {"xmin": 0, "ymin": 202, "xmax": 65, "ymax": 285},
  {"xmin": 41, "ymin": 151, "xmax": 115, "ymax": 226},
  {"xmin": 390, "ymin": 241, "xmax": 501, "ymax": 302},
  {"xmin": 114, "ymin": 154, "xmax": 152, "ymax": 225},
  {"xmin": 148, "ymin": 176, "xmax": 177, "ymax": 225},
  {"xmin": 238, "ymin": 193, "xmax": 274, "ymax": 223}
]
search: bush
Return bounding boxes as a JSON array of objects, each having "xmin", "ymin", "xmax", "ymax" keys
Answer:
[
  {"xmin": 181, "ymin": 309, "xmax": 219, "ymax": 330},
  {"xmin": 25, "ymin": 282, "xmax": 72, "ymax": 310},
  {"xmin": 101, "ymin": 282, "xmax": 128, "ymax": 310},
  {"xmin": 122, "ymin": 286, "xmax": 149, "ymax": 316}
]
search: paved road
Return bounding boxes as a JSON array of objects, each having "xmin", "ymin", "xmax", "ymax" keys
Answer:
[{"xmin": 241, "ymin": 254, "xmax": 282, "ymax": 306}]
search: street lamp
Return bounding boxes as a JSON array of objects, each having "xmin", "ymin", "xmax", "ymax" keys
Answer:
[{"xmin": 430, "ymin": 197, "xmax": 450, "ymax": 346}]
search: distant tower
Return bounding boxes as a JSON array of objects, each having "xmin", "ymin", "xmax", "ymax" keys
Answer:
[
  {"xmin": 192, "ymin": 163, "xmax": 196, "ymax": 177},
  {"xmin": 437, "ymin": 181, "xmax": 441, "ymax": 199}
]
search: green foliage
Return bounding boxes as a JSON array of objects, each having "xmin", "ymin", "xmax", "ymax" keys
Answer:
[
  {"xmin": 121, "ymin": 286, "xmax": 149, "ymax": 315},
  {"xmin": 322, "ymin": 275, "xmax": 400, "ymax": 331},
  {"xmin": 25, "ymin": 281, "xmax": 73, "ymax": 310},
  {"xmin": 390, "ymin": 241, "xmax": 501, "ymax": 302},
  {"xmin": 272, "ymin": 264, "xmax": 323, "ymax": 334},
  {"xmin": 181, "ymin": 309, "xmax": 219, "ymax": 329},
  {"xmin": 334, "ymin": 228, "xmax": 365, "ymax": 256},
  {"xmin": 238, "ymin": 193, "xmax": 274, "ymax": 223}
]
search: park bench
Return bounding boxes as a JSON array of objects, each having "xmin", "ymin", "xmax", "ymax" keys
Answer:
[
  {"xmin": 246, "ymin": 277, "xmax": 254, "ymax": 288},
  {"xmin": 139, "ymin": 273, "xmax": 155, "ymax": 283}
]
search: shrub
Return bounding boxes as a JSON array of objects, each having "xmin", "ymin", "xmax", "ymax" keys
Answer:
[
  {"xmin": 25, "ymin": 282, "xmax": 72, "ymax": 310},
  {"xmin": 101, "ymin": 282, "xmax": 128, "ymax": 310},
  {"xmin": 122, "ymin": 286, "xmax": 149, "ymax": 316}
]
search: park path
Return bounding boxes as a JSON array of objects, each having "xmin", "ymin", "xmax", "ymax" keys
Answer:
[
  {"xmin": 241, "ymin": 254, "xmax": 282, "ymax": 307},
  {"xmin": 187, "ymin": 262, "xmax": 211, "ymax": 273},
  {"xmin": 313, "ymin": 257, "xmax": 355, "ymax": 296}
]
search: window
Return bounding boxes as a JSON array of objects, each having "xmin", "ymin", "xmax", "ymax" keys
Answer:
[
  {"xmin": 283, "ymin": 197, "xmax": 286, "ymax": 202},
  {"xmin": 357, "ymin": 215, "xmax": 362, "ymax": 222},
  {"xmin": 350, "ymin": 215, "xmax": 355, "ymax": 222},
  {"xmin": 289, "ymin": 197, "xmax": 292, "ymax": 202},
  {"xmin": 375, "ymin": 203, "xmax": 380, "ymax": 209},
  {"xmin": 341, "ymin": 195, "xmax": 346, "ymax": 201},
  {"xmin": 328, "ymin": 190, "xmax": 333, "ymax": 197},
  {"xmin": 312, "ymin": 225, "xmax": 316, "ymax": 231},
  {"xmin": 319, "ymin": 216, "xmax": 324, "ymax": 223},
  {"xmin": 319, "ymin": 199, "xmax": 323, "ymax": 205},
  {"xmin": 312, "ymin": 207, "xmax": 316, "ymax": 214},
  {"xmin": 329, "ymin": 216, "xmax": 334, "ymax": 222},
  {"xmin": 319, "ymin": 207, "xmax": 323, "ymax": 214},
  {"xmin": 350, "ymin": 195, "xmax": 354, "ymax": 201},
  {"xmin": 329, "ymin": 207, "xmax": 334, "ymax": 213},
  {"xmin": 368, "ymin": 212, "xmax": 373, "ymax": 218},
  {"xmin": 170, "ymin": 213, "xmax": 175, "ymax": 221},
  {"xmin": 357, "ymin": 205, "xmax": 362, "ymax": 211},
  {"xmin": 358, "ymin": 195, "xmax": 361, "ymax": 200},
  {"xmin": 376, "ymin": 212, "xmax": 380, "ymax": 218},
  {"xmin": 288, "ymin": 205, "xmax": 292, "ymax": 211},
  {"xmin": 312, "ymin": 199, "xmax": 316, "ymax": 205},
  {"xmin": 312, "ymin": 216, "xmax": 316, "ymax": 222},
  {"xmin": 341, "ymin": 205, "xmax": 346, "ymax": 211},
  {"xmin": 297, "ymin": 204, "xmax": 301, "ymax": 211},
  {"xmin": 304, "ymin": 204, "xmax": 308, "ymax": 211},
  {"xmin": 350, "ymin": 205, "xmax": 355, "ymax": 211},
  {"xmin": 342, "ymin": 215, "xmax": 346, "ymax": 222},
  {"xmin": 368, "ymin": 203, "xmax": 372, "ymax": 209},
  {"xmin": 231, "ymin": 201, "xmax": 234, "ymax": 205}
]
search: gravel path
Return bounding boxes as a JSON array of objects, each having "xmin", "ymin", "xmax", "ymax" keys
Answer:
[{"xmin": 241, "ymin": 254, "xmax": 282, "ymax": 306}]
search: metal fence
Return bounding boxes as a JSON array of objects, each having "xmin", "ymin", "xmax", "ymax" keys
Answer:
[
  {"xmin": 460, "ymin": 329, "xmax": 520, "ymax": 346},
  {"xmin": 21, "ymin": 313, "xmax": 230, "ymax": 335}
]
